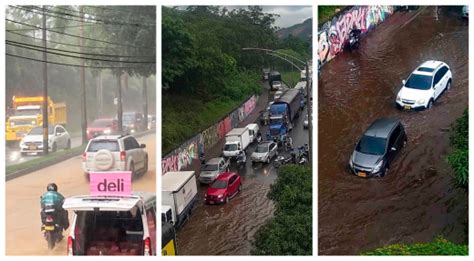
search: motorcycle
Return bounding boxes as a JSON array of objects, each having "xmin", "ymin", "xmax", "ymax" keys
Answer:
[
  {"xmin": 348, "ymin": 29, "xmax": 361, "ymax": 50},
  {"xmin": 41, "ymin": 204, "xmax": 63, "ymax": 249},
  {"xmin": 273, "ymin": 154, "xmax": 294, "ymax": 168},
  {"xmin": 236, "ymin": 155, "xmax": 247, "ymax": 169},
  {"xmin": 256, "ymin": 135, "xmax": 263, "ymax": 143}
]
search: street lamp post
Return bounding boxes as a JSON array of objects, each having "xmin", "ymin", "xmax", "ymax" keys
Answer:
[{"xmin": 242, "ymin": 47, "xmax": 312, "ymax": 167}]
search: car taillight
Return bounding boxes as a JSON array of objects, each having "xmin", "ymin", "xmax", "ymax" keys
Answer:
[
  {"xmin": 144, "ymin": 237, "xmax": 152, "ymax": 256},
  {"xmin": 67, "ymin": 236, "xmax": 73, "ymax": 256},
  {"xmin": 82, "ymin": 152, "xmax": 87, "ymax": 161},
  {"xmin": 120, "ymin": 151, "xmax": 126, "ymax": 161}
]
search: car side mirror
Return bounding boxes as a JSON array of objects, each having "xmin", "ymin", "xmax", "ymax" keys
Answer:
[
  {"xmin": 402, "ymin": 80, "xmax": 406, "ymax": 85},
  {"xmin": 56, "ymin": 132, "xmax": 61, "ymax": 136},
  {"xmin": 140, "ymin": 144, "xmax": 146, "ymax": 148},
  {"xmin": 391, "ymin": 147, "xmax": 397, "ymax": 151}
]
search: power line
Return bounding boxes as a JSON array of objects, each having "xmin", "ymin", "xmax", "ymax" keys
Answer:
[
  {"xmin": 11, "ymin": 5, "xmax": 155, "ymax": 27},
  {"xmin": 6, "ymin": 19, "xmax": 154, "ymax": 49},
  {"xmin": 86, "ymin": 5, "xmax": 156, "ymax": 16},
  {"xmin": 6, "ymin": 52, "xmax": 154, "ymax": 69},
  {"xmin": 7, "ymin": 30, "xmax": 112, "ymax": 49},
  {"xmin": 7, "ymin": 42, "xmax": 155, "ymax": 63},
  {"xmin": 7, "ymin": 23, "xmax": 97, "ymax": 32},
  {"xmin": 6, "ymin": 39, "xmax": 155, "ymax": 58}
]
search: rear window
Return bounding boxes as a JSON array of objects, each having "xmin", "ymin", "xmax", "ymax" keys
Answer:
[
  {"xmin": 91, "ymin": 120, "xmax": 113, "ymax": 128},
  {"xmin": 72, "ymin": 209, "xmax": 144, "ymax": 255},
  {"xmin": 417, "ymin": 67, "xmax": 435, "ymax": 72},
  {"xmin": 87, "ymin": 140, "xmax": 120, "ymax": 152}
]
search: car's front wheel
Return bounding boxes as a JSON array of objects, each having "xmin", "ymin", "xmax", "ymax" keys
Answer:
[
  {"xmin": 225, "ymin": 196, "xmax": 229, "ymax": 204},
  {"xmin": 66, "ymin": 139, "xmax": 71, "ymax": 149},
  {"xmin": 129, "ymin": 162, "xmax": 135, "ymax": 177},
  {"xmin": 447, "ymin": 80, "xmax": 452, "ymax": 91},
  {"xmin": 426, "ymin": 99, "xmax": 433, "ymax": 109}
]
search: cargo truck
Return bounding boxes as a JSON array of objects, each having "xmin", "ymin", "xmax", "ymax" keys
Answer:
[
  {"xmin": 268, "ymin": 89, "xmax": 302, "ymax": 142},
  {"xmin": 161, "ymin": 171, "xmax": 198, "ymax": 230},
  {"xmin": 268, "ymin": 71, "xmax": 282, "ymax": 90},
  {"xmin": 6, "ymin": 96, "xmax": 66, "ymax": 142},
  {"xmin": 222, "ymin": 127, "xmax": 251, "ymax": 158}
]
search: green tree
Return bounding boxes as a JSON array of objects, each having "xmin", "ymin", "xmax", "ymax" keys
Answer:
[{"xmin": 448, "ymin": 108, "xmax": 468, "ymax": 191}]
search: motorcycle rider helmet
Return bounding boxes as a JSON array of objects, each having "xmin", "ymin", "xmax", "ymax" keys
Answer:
[{"xmin": 47, "ymin": 183, "xmax": 58, "ymax": 192}]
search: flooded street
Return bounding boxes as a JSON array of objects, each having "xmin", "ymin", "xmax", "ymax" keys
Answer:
[
  {"xmin": 318, "ymin": 7, "xmax": 468, "ymax": 255},
  {"xmin": 6, "ymin": 134, "xmax": 156, "ymax": 255},
  {"xmin": 176, "ymin": 86, "xmax": 310, "ymax": 255}
]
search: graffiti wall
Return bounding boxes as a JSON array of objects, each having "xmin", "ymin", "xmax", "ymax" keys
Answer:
[
  {"xmin": 318, "ymin": 6, "xmax": 394, "ymax": 66},
  {"xmin": 162, "ymin": 95, "xmax": 258, "ymax": 175}
]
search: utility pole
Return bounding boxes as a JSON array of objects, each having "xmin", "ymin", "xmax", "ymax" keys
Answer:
[
  {"xmin": 42, "ymin": 5, "xmax": 49, "ymax": 155},
  {"xmin": 117, "ymin": 74, "xmax": 123, "ymax": 134},
  {"xmin": 80, "ymin": 6, "xmax": 87, "ymax": 144},
  {"xmin": 142, "ymin": 76, "xmax": 148, "ymax": 130},
  {"xmin": 305, "ymin": 61, "xmax": 312, "ymax": 168}
]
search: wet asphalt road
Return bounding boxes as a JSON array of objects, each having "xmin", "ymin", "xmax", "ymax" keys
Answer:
[
  {"xmin": 175, "ymin": 84, "xmax": 310, "ymax": 255},
  {"xmin": 318, "ymin": 7, "xmax": 468, "ymax": 255},
  {"xmin": 5, "ymin": 134, "xmax": 156, "ymax": 255}
]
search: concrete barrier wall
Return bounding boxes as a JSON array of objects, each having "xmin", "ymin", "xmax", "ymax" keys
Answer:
[
  {"xmin": 161, "ymin": 95, "xmax": 258, "ymax": 175},
  {"xmin": 318, "ymin": 5, "xmax": 394, "ymax": 66}
]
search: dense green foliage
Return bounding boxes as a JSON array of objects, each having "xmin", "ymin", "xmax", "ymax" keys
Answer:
[
  {"xmin": 162, "ymin": 6, "xmax": 311, "ymax": 154},
  {"xmin": 252, "ymin": 165, "xmax": 312, "ymax": 255},
  {"xmin": 363, "ymin": 237, "xmax": 468, "ymax": 255},
  {"xmin": 318, "ymin": 6, "xmax": 345, "ymax": 25},
  {"xmin": 447, "ymin": 108, "xmax": 468, "ymax": 191}
]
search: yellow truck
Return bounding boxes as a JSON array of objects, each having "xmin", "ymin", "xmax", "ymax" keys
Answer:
[{"xmin": 5, "ymin": 96, "xmax": 67, "ymax": 142}]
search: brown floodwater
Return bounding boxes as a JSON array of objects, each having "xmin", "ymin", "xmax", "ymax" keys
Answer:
[{"xmin": 318, "ymin": 7, "xmax": 468, "ymax": 255}]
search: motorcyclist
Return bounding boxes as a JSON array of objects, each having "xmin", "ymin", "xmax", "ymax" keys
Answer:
[
  {"xmin": 40, "ymin": 183, "xmax": 69, "ymax": 232},
  {"xmin": 256, "ymin": 131, "xmax": 262, "ymax": 143},
  {"xmin": 199, "ymin": 151, "xmax": 206, "ymax": 165},
  {"xmin": 290, "ymin": 150, "xmax": 297, "ymax": 164},
  {"xmin": 237, "ymin": 150, "xmax": 247, "ymax": 164},
  {"xmin": 286, "ymin": 136, "xmax": 293, "ymax": 152}
]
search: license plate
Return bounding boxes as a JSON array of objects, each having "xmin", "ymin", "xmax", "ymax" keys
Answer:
[
  {"xmin": 357, "ymin": 172, "xmax": 367, "ymax": 178},
  {"xmin": 43, "ymin": 225, "xmax": 55, "ymax": 231},
  {"xmin": 29, "ymin": 145, "xmax": 37, "ymax": 150},
  {"xmin": 403, "ymin": 105, "xmax": 411, "ymax": 110}
]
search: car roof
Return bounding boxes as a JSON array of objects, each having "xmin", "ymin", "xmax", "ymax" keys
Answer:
[
  {"xmin": 92, "ymin": 135, "xmax": 123, "ymax": 140},
  {"xmin": 63, "ymin": 192, "xmax": 154, "ymax": 211},
  {"xmin": 364, "ymin": 118, "xmax": 400, "ymax": 138},
  {"xmin": 207, "ymin": 157, "xmax": 224, "ymax": 164},
  {"xmin": 216, "ymin": 172, "xmax": 237, "ymax": 180},
  {"xmin": 413, "ymin": 60, "xmax": 446, "ymax": 76}
]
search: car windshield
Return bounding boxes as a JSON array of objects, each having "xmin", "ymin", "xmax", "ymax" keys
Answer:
[
  {"xmin": 405, "ymin": 74, "xmax": 432, "ymax": 90},
  {"xmin": 15, "ymin": 108, "xmax": 41, "ymax": 116},
  {"xmin": 224, "ymin": 144, "xmax": 238, "ymax": 151},
  {"xmin": 270, "ymin": 118, "xmax": 283, "ymax": 125},
  {"xmin": 256, "ymin": 144, "xmax": 269, "ymax": 153},
  {"xmin": 210, "ymin": 179, "xmax": 227, "ymax": 189},
  {"xmin": 203, "ymin": 164, "xmax": 218, "ymax": 171},
  {"xmin": 356, "ymin": 135, "xmax": 387, "ymax": 155},
  {"xmin": 87, "ymin": 140, "xmax": 120, "ymax": 152},
  {"xmin": 29, "ymin": 126, "xmax": 54, "ymax": 135},
  {"xmin": 91, "ymin": 119, "xmax": 112, "ymax": 128}
]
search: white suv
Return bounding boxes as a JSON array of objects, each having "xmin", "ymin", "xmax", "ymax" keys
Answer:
[
  {"xmin": 396, "ymin": 60, "xmax": 452, "ymax": 110},
  {"xmin": 82, "ymin": 135, "xmax": 148, "ymax": 177}
]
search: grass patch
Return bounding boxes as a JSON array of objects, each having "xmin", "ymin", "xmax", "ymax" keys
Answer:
[
  {"xmin": 318, "ymin": 6, "xmax": 346, "ymax": 26},
  {"xmin": 6, "ymin": 145, "xmax": 86, "ymax": 175},
  {"xmin": 362, "ymin": 237, "xmax": 468, "ymax": 255}
]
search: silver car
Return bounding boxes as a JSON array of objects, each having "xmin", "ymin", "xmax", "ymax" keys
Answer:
[
  {"xmin": 199, "ymin": 157, "xmax": 230, "ymax": 184},
  {"xmin": 251, "ymin": 141, "xmax": 278, "ymax": 164}
]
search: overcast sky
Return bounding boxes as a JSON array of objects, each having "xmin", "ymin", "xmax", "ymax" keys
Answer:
[{"xmin": 174, "ymin": 6, "xmax": 312, "ymax": 28}]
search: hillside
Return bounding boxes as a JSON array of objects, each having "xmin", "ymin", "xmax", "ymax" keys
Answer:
[{"xmin": 277, "ymin": 18, "xmax": 312, "ymax": 40}]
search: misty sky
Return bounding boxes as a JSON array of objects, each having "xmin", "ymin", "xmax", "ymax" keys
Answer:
[{"xmin": 173, "ymin": 6, "xmax": 312, "ymax": 28}]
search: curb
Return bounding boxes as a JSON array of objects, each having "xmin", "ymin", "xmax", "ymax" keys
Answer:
[{"xmin": 5, "ymin": 130, "xmax": 155, "ymax": 181}]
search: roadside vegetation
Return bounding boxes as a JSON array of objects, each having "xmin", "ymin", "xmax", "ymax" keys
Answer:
[
  {"xmin": 252, "ymin": 165, "xmax": 312, "ymax": 255},
  {"xmin": 318, "ymin": 6, "xmax": 345, "ymax": 26},
  {"xmin": 447, "ymin": 108, "xmax": 468, "ymax": 191},
  {"xmin": 363, "ymin": 237, "xmax": 468, "ymax": 256},
  {"xmin": 162, "ymin": 6, "xmax": 311, "ymax": 154}
]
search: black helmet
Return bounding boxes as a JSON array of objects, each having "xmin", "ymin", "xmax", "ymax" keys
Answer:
[{"xmin": 47, "ymin": 183, "xmax": 58, "ymax": 192}]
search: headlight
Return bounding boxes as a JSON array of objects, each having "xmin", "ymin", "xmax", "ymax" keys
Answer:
[
  {"xmin": 86, "ymin": 130, "xmax": 90, "ymax": 134},
  {"xmin": 130, "ymin": 124, "xmax": 134, "ymax": 128},
  {"xmin": 373, "ymin": 160, "xmax": 384, "ymax": 172},
  {"xmin": 417, "ymin": 98, "xmax": 425, "ymax": 105},
  {"xmin": 217, "ymin": 195, "xmax": 223, "ymax": 198},
  {"xmin": 10, "ymin": 122, "xmax": 15, "ymax": 127},
  {"xmin": 103, "ymin": 129, "xmax": 111, "ymax": 134}
]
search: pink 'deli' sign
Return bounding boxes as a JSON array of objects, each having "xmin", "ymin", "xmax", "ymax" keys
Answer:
[{"xmin": 89, "ymin": 171, "xmax": 132, "ymax": 196}]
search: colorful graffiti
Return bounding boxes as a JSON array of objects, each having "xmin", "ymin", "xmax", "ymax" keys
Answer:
[
  {"xmin": 162, "ymin": 95, "xmax": 258, "ymax": 175},
  {"xmin": 318, "ymin": 5, "xmax": 394, "ymax": 66}
]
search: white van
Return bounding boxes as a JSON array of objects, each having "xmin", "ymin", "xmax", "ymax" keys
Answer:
[
  {"xmin": 247, "ymin": 123, "xmax": 260, "ymax": 143},
  {"xmin": 63, "ymin": 192, "xmax": 156, "ymax": 256}
]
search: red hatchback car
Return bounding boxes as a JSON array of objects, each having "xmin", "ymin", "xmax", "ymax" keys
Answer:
[
  {"xmin": 204, "ymin": 172, "xmax": 242, "ymax": 204},
  {"xmin": 87, "ymin": 118, "xmax": 119, "ymax": 140}
]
